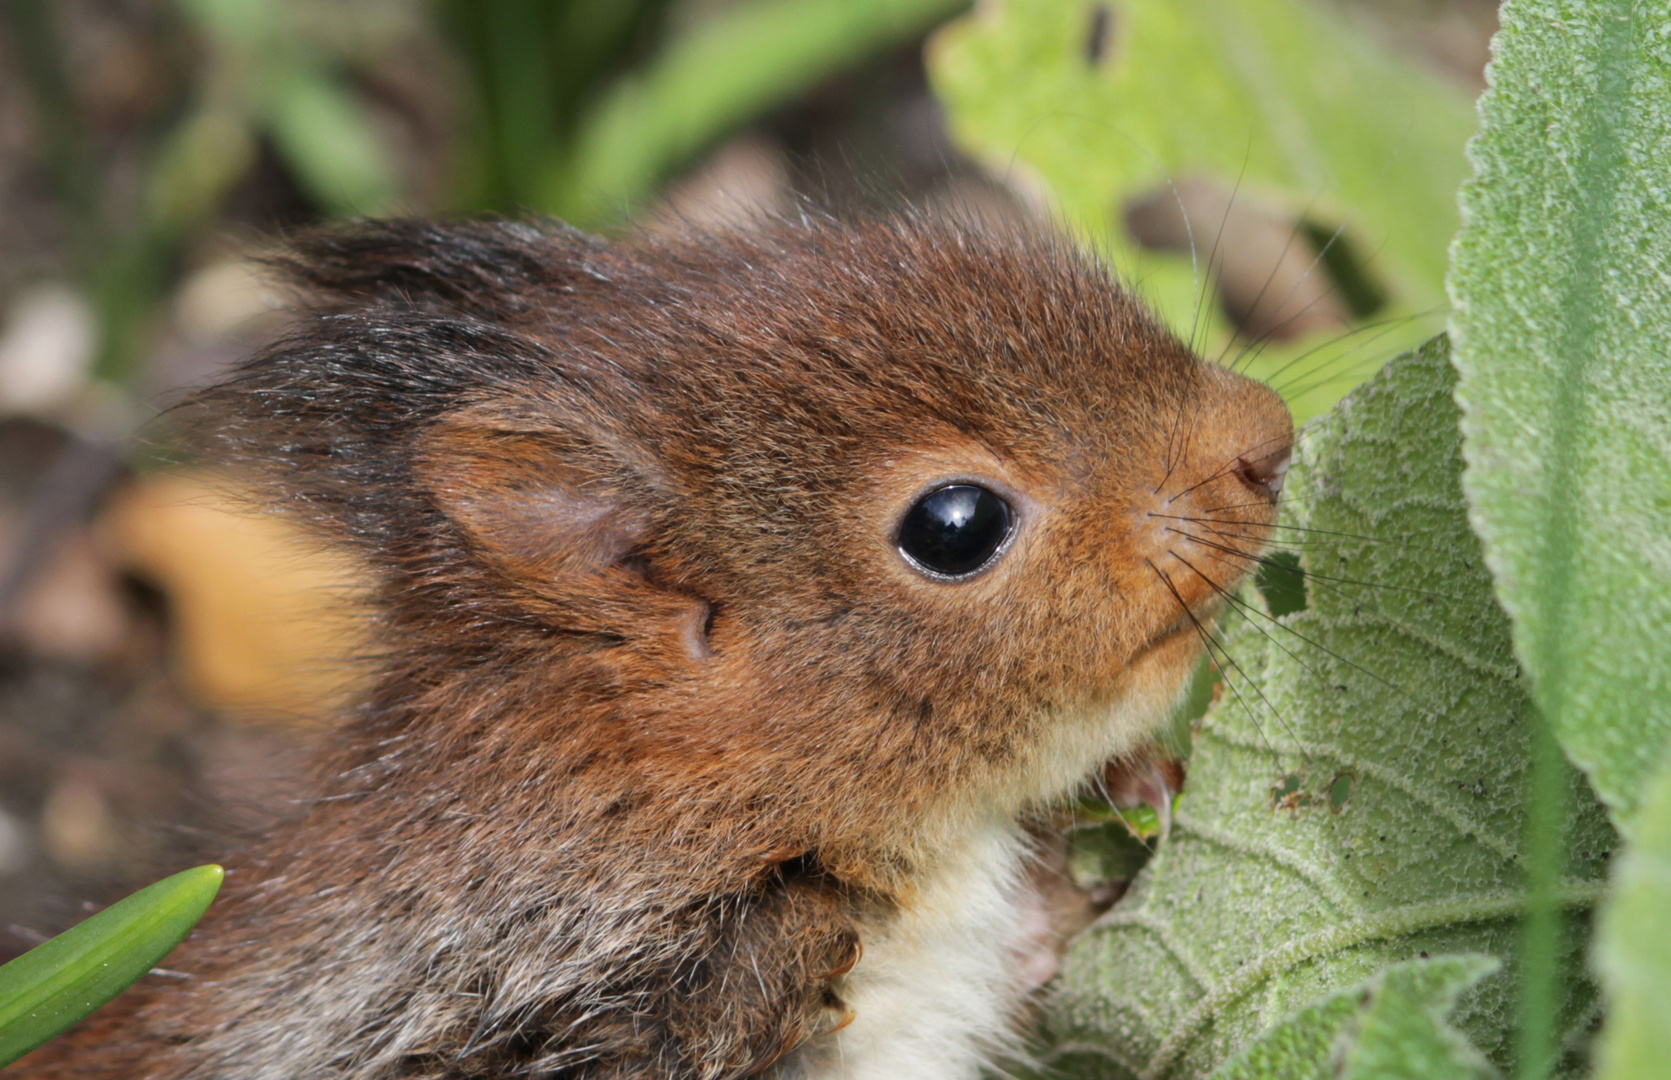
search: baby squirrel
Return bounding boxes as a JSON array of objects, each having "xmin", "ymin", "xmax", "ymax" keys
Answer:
[{"xmin": 21, "ymin": 213, "xmax": 1291, "ymax": 1079}]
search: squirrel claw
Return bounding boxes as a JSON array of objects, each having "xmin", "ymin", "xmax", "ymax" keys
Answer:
[
  {"xmin": 819, "ymin": 939, "xmax": 862, "ymax": 980},
  {"xmin": 817, "ymin": 1007, "xmax": 858, "ymax": 1038}
]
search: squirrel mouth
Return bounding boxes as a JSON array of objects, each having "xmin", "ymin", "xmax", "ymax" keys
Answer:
[
  {"xmin": 1140, "ymin": 594, "xmax": 1225, "ymax": 656},
  {"xmin": 1132, "ymin": 616, "xmax": 1199, "ymax": 661},
  {"xmin": 1127, "ymin": 583, "xmax": 1239, "ymax": 676}
]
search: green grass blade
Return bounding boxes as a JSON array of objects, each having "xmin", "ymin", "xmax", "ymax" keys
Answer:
[
  {"xmin": 0, "ymin": 864, "xmax": 224, "ymax": 1068},
  {"xmin": 546, "ymin": 0, "xmax": 965, "ymax": 221},
  {"xmin": 264, "ymin": 66, "xmax": 401, "ymax": 217}
]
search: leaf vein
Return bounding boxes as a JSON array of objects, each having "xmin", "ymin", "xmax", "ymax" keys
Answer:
[
  {"xmin": 1137, "ymin": 881, "xmax": 1606, "ymax": 1080},
  {"xmin": 1201, "ymin": 729, "xmax": 1521, "ymax": 864}
]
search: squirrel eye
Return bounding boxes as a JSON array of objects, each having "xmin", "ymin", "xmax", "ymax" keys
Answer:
[{"xmin": 896, "ymin": 484, "xmax": 1015, "ymax": 580}]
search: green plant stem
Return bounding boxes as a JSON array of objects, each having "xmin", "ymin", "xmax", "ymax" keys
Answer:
[{"xmin": 1515, "ymin": 711, "xmax": 1570, "ymax": 1080}]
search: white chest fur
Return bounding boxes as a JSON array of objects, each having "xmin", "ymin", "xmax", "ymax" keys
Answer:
[
  {"xmin": 782, "ymin": 820, "xmax": 1036, "ymax": 1080},
  {"xmin": 774, "ymin": 691, "xmax": 1173, "ymax": 1079}
]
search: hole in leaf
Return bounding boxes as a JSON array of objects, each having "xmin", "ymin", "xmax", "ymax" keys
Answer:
[
  {"xmin": 1298, "ymin": 218, "xmax": 1388, "ymax": 320},
  {"xmin": 1271, "ymin": 774, "xmax": 1313, "ymax": 810},
  {"xmin": 1256, "ymin": 551, "xmax": 1307, "ymax": 615},
  {"xmin": 1328, "ymin": 772, "xmax": 1356, "ymax": 812},
  {"xmin": 1084, "ymin": 4, "xmax": 1115, "ymax": 66},
  {"xmin": 1124, "ymin": 180, "xmax": 1361, "ymax": 342}
]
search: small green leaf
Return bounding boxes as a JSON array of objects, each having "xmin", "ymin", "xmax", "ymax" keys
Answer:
[
  {"xmin": 1037, "ymin": 339, "xmax": 1614, "ymax": 1079},
  {"xmin": 1211, "ymin": 954, "xmax": 1498, "ymax": 1080},
  {"xmin": 1447, "ymin": 0, "xmax": 1671, "ymax": 828},
  {"xmin": 0, "ymin": 865, "xmax": 224, "ymax": 1068},
  {"xmin": 929, "ymin": 0, "xmax": 1477, "ymax": 420},
  {"xmin": 1593, "ymin": 736, "xmax": 1671, "ymax": 1080},
  {"xmin": 548, "ymin": 0, "xmax": 965, "ymax": 221}
]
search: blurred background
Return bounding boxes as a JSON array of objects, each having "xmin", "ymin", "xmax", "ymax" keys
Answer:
[{"xmin": 0, "ymin": 0, "xmax": 1497, "ymax": 955}]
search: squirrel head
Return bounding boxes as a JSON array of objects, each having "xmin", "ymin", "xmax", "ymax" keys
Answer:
[{"xmin": 196, "ymin": 214, "xmax": 1291, "ymax": 883}]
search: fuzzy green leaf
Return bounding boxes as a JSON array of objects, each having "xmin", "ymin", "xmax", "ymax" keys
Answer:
[
  {"xmin": 1037, "ymin": 339, "xmax": 1614, "ymax": 1079},
  {"xmin": 928, "ymin": 0, "xmax": 1476, "ymax": 420},
  {"xmin": 1210, "ymin": 954, "xmax": 1497, "ymax": 1080},
  {"xmin": 1446, "ymin": 0, "xmax": 1671, "ymax": 829},
  {"xmin": 0, "ymin": 865, "xmax": 223, "ymax": 1067},
  {"xmin": 1592, "ymin": 736, "xmax": 1671, "ymax": 1080}
]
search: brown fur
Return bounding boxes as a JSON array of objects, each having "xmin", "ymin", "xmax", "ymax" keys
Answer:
[{"xmin": 18, "ymin": 214, "xmax": 1290, "ymax": 1079}]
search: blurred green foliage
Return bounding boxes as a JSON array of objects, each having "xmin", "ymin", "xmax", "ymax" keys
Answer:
[
  {"xmin": 443, "ymin": 0, "xmax": 677, "ymax": 212},
  {"xmin": 445, "ymin": 0, "xmax": 965, "ymax": 220},
  {"xmin": 542, "ymin": 0, "xmax": 964, "ymax": 221},
  {"xmin": 164, "ymin": 0, "xmax": 402, "ymax": 220},
  {"xmin": 4, "ymin": 0, "xmax": 414, "ymax": 381},
  {"xmin": 0, "ymin": 0, "xmax": 964, "ymax": 388}
]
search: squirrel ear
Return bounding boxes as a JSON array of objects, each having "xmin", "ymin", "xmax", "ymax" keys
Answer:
[
  {"xmin": 416, "ymin": 408, "xmax": 657, "ymax": 594},
  {"xmin": 417, "ymin": 413, "xmax": 715, "ymax": 663}
]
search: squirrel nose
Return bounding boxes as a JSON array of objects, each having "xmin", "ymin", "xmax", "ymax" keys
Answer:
[{"xmin": 1236, "ymin": 444, "xmax": 1292, "ymax": 498}]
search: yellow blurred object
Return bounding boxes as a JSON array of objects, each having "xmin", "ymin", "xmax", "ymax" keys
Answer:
[{"xmin": 108, "ymin": 470, "xmax": 370, "ymax": 723}]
